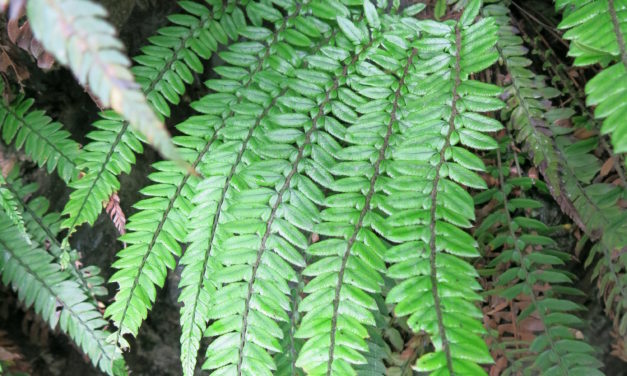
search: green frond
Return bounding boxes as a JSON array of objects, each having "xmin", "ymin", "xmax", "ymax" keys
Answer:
[
  {"xmin": 61, "ymin": 0, "xmax": 240, "ymax": 237},
  {"xmin": 0, "ymin": 175, "xmax": 27, "ymax": 243},
  {"xmin": 376, "ymin": 3, "xmax": 500, "ymax": 375},
  {"xmin": 191, "ymin": 3, "xmax": 375, "ymax": 374},
  {"xmin": 477, "ymin": 145, "xmax": 603, "ymax": 375},
  {"xmin": 178, "ymin": 1, "xmax": 337, "ymax": 373},
  {"xmin": 556, "ymin": 0, "xmax": 627, "ymax": 154},
  {"xmin": 485, "ymin": 3, "xmax": 562, "ymax": 192},
  {"xmin": 61, "ymin": 110, "xmax": 143, "ymax": 236},
  {"xmin": 0, "ymin": 83, "xmax": 80, "ymax": 183},
  {"xmin": 0, "ymin": 211, "xmax": 125, "ymax": 376},
  {"xmin": 487, "ymin": 2, "xmax": 627, "ymax": 348},
  {"xmin": 294, "ymin": 14, "xmax": 415, "ymax": 376},
  {"xmin": 275, "ymin": 282, "xmax": 305, "ymax": 376},
  {"xmin": 26, "ymin": 0, "xmax": 180, "ymax": 163},
  {"xmin": 3, "ymin": 170, "xmax": 107, "ymax": 300}
]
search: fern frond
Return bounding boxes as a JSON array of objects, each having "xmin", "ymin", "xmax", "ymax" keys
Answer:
[
  {"xmin": 0, "ymin": 212, "xmax": 125, "ymax": 375},
  {"xmin": 294, "ymin": 14, "xmax": 417, "ymax": 376},
  {"xmin": 478, "ymin": 144, "xmax": 603, "ymax": 375},
  {"xmin": 195, "ymin": 4, "xmax": 377, "ymax": 375},
  {"xmin": 0, "ymin": 175, "xmax": 27, "ymax": 243},
  {"xmin": 61, "ymin": 0, "xmax": 239, "ymax": 237},
  {"xmin": 487, "ymin": 2, "xmax": 627, "ymax": 347},
  {"xmin": 178, "ymin": 2, "xmax": 340, "ymax": 374},
  {"xmin": 380, "ymin": 3, "xmax": 500, "ymax": 374},
  {"xmin": 0, "ymin": 84, "xmax": 80, "ymax": 183},
  {"xmin": 26, "ymin": 0, "xmax": 180, "ymax": 163},
  {"xmin": 556, "ymin": 0, "xmax": 627, "ymax": 154},
  {"xmin": 2, "ymin": 170, "xmax": 107, "ymax": 300}
]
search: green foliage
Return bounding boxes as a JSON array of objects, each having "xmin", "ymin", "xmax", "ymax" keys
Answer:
[
  {"xmin": 487, "ymin": 2, "xmax": 627, "ymax": 352},
  {"xmin": 556, "ymin": 0, "xmax": 627, "ymax": 154},
  {"xmin": 61, "ymin": 0, "xmax": 239, "ymax": 237},
  {"xmin": 0, "ymin": 172, "xmax": 124, "ymax": 375},
  {"xmin": 0, "ymin": 175, "xmax": 27, "ymax": 243},
  {"xmin": 3, "ymin": 171, "xmax": 107, "ymax": 300},
  {"xmin": 382, "ymin": 4, "xmax": 500, "ymax": 374},
  {"xmin": 477, "ymin": 145, "xmax": 603, "ymax": 375},
  {"xmin": 0, "ymin": 82, "xmax": 80, "ymax": 183},
  {"xmin": 0, "ymin": 0, "xmax": 623, "ymax": 374},
  {"xmin": 26, "ymin": 0, "xmax": 180, "ymax": 163}
]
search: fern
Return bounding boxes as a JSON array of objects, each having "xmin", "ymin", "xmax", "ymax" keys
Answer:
[
  {"xmin": 486, "ymin": 2, "xmax": 627, "ymax": 349},
  {"xmin": 179, "ymin": 2, "xmax": 336, "ymax": 374},
  {"xmin": 2, "ymin": 0, "xmax": 624, "ymax": 374},
  {"xmin": 0, "ymin": 175, "xmax": 27, "ymax": 243},
  {"xmin": 556, "ymin": 0, "xmax": 627, "ymax": 154},
  {"xmin": 26, "ymin": 0, "xmax": 180, "ymax": 163},
  {"xmin": 110, "ymin": 0, "xmax": 504, "ymax": 373},
  {"xmin": 61, "ymin": 0, "xmax": 240, "ymax": 237},
  {"xmin": 0, "ymin": 83, "xmax": 81, "ymax": 183},
  {"xmin": 378, "ymin": 3, "xmax": 500, "ymax": 374},
  {"xmin": 477, "ymin": 144, "xmax": 603, "ymax": 375},
  {"xmin": 2, "ymin": 170, "xmax": 107, "ymax": 300},
  {"xmin": 0, "ymin": 199, "xmax": 124, "ymax": 375}
]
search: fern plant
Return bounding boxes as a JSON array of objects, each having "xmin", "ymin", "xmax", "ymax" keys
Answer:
[
  {"xmin": 485, "ymin": 2, "xmax": 627, "ymax": 354},
  {"xmin": 556, "ymin": 0, "xmax": 627, "ymax": 155},
  {"xmin": 0, "ymin": 0, "xmax": 625, "ymax": 375},
  {"xmin": 477, "ymin": 141, "xmax": 603, "ymax": 375},
  {"xmin": 61, "ymin": 0, "xmax": 240, "ymax": 238},
  {"xmin": 0, "ymin": 81, "xmax": 81, "ymax": 183},
  {"xmin": 0, "ymin": 167, "xmax": 123, "ymax": 375}
]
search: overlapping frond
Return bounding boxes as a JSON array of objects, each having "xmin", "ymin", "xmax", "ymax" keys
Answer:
[
  {"xmin": 178, "ymin": 1, "xmax": 339, "ymax": 373},
  {"xmin": 487, "ymin": 2, "xmax": 627, "ymax": 350},
  {"xmin": 0, "ymin": 83, "xmax": 80, "ymax": 183},
  {"xmin": 26, "ymin": 0, "xmax": 179, "ymax": 162},
  {"xmin": 0, "ymin": 200, "xmax": 124, "ymax": 375},
  {"xmin": 61, "ymin": 0, "xmax": 240, "ymax": 237},
  {"xmin": 478, "ymin": 144, "xmax": 603, "ymax": 375},
  {"xmin": 556, "ymin": 0, "xmax": 627, "ymax": 154},
  {"xmin": 104, "ymin": 0, "xmax": 245, "ymax": 354},
  {"xmin": 195, "ymin": 4, "xmax": 375, "ymax": 375}
]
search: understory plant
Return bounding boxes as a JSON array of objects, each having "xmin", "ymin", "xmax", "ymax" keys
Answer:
[{"xmin": 0, "ymin": 0, "xmax": 625, "ymax": 375}]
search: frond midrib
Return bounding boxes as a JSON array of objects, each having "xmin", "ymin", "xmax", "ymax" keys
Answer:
[
  {"xmin": 608, "ymin": 0, "xmax": 627, "ymax": 66},
  {"xmin": 426, "ymin": 25, "xmax": 462, "ymax": 374}
]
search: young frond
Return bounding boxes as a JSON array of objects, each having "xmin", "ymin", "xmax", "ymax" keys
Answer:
[
  {"xmin": 556, "ymin": 0, "xmax": 627, "ymax": 154},
  {"xmin": 61, "ymin": 0, "xmax": 240, "ymax": 237},
  {"xmin": 478, "ymin": 145, "xmax": 603, "ymax": 375},
  {"xmin": 0, "ymin": 83, "xmax": 80, "ymax": 183},
  {"xmin": 26, "ymin": 0, "xmax": 179, "ymax": 163},
  {"xmin": 0, "ymin": 209, "xmax": 125, "ymax": 376}
]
